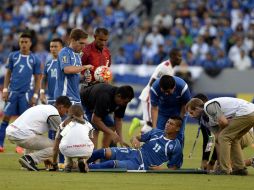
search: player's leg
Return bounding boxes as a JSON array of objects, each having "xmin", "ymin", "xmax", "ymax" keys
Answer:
[
  {"xmin": 129, "ymin": 100, "xmax": 152, "ymax": 136},
  {"xmin": 14, "ymin": 135, "xmax": 54, "ymax": 171},
  {"xmin": 87, "ymin": 148, "xmax": 112, "ymax": 164},
  {"xmin": 200, "ymin": 124, "xmax": 211, "ymax": 170},
  {"xmin": 102, "ymin": 115, "xmax": 115, "ymax": 148},
  {"xmin": 0, "ymin": 92, "xmax": 18, "ymax": 151}
]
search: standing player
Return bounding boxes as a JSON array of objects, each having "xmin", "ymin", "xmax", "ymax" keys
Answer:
[
  {"xmin": 54, "ymin": 28, "xmax": 93, "ymax": 105},
  {"xmin": 80, "ymin": 83, "xmax": 134, "ymax": 149},
  {"xmin": 129, "ymin": 48, "xmax": 182, "ymax": 135},
  {"xmin": 40, "ymin": 38, "xmax": 64, "ymax": 105},
  {"xmin": 0, "ymin": 33, "xmax": 41, "ymax": 153},
  {"xmin": 87, "ymin": 116, "xmax": 183, "ymax": 170},
  {"xmin": 81, "ymin": 27, "xmax": 111, "ymax": 84},
  {"xmin": 150, "ymin": 75, "xmax": 191, "ymax": 146}
]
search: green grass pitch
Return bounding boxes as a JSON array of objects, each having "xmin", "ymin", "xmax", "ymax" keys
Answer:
[{"xmin": 0, "ymin": 123, "xmax": 254, "ymax": 190}]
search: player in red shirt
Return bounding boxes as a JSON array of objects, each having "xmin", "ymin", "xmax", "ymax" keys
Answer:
[{"xmin": 81, "ymin": 27, "xmax": 111, "ymax": 84}]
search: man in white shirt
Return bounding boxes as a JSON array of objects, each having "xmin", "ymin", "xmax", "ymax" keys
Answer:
[
  {"xmin": 6, "ymin": 96, "xmax": 71, "ymax": 171},
  {"xmin": 186, "ymin": 97, "xmax": 254, "ymax": 175}
]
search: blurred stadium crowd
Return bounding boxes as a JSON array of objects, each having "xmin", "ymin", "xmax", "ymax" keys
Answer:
[{"xmin": 0, "ymin": 0, "xmax": 254, "ymax": 80}]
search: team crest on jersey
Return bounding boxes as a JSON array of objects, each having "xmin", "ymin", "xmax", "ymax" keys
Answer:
[
  {"xmin": 29, "ymin": 59, "xmax": 34, "ymax": 64},
  {"xmin": 62, "ymin": 56, "xmax": 67, "ymax": 63}
]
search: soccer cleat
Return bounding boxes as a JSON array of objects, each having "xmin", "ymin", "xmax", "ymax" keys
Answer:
[
  {"xmin": 78, "ymin": 159, "xmax": 89, "ymax": 173},
  {"xmin": 252, "ymin": 157, "xmax": 254, "ymax": 168},
  {"xmin": 19, "ymin": 155, "xmax": 38, "ymax": 171},
  {"xmin": 64, "ymin": 165, "xmax": 72, "ymax": 173},
  {"xmin": 0, "ymin": 146, "xmax": 4, "ymax": 152},
  {"xmin": 15, "ymin": 146, "xmax": 24, "ymax": 154},
  {"xmin": 128, "ymin": 117, "xmax": 141, "ymax": 136}
]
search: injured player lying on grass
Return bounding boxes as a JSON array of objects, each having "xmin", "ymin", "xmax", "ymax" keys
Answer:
[{"xmin": 87, "ymin": 116, "xmax": 183, "ymax": 170}]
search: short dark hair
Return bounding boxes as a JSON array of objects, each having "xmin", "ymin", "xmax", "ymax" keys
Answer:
[
  {"xmin": 55, "ymin": 96, "xmax": 72, "ymax": 108},
  {"xmin": 159, "ymin": 75, "xmax": 175, "ymax": 91},
  {"xmin": 19, "ymin": 33, "xmax": 32, "ymax": 40},
  {"xmin": 116, "ymin": 85, "xmax": 134, "ymax": 100},
  {"xmin": 95, "ymin": 27, "xmax": 109, "ymax": 36},
  {"xmin": 193, "ymin": 93, "xmax": 208, "ymax": 103},
  {"xmin": 51, "ymin": 38, "xmax": 64, "ymax": 46},
  {"xmin": 69, "ymin": 28, "xmax": 88, "ymax": 41},
  {"xmin": 169, "ymin": 116, "xmax": 183, "ymax": 127}
]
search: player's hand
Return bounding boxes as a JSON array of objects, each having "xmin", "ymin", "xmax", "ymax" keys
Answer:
[
  {"xmin": 30, "ymin": 97, "xmax": 37, "ymax": 106},
  {"xmin": 111, "ymin": 132, "xmax": 121, "ymax": 143},
  {"xmin": 131, "ymin": 137, "xmax": 141, "ymax": 148},
  {"xmin": 120, "ymin": 141, "xmax": 130, "ymax": 147},
  {"xmin": 201, "ymin": 160, "xmax": 208, "ymax": 170},
  {"xmin": 48, "ymin": 162, "xmax": 59, "ymax": 171},
  {"xmin": 2, "ymin": 91, "xmax": 9, "ymax": 102},
  {"xmin": 40, "ymin": 93, "xmax": 47, "ymax": 104}
]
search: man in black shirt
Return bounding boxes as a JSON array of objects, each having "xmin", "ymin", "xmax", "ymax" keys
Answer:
[{"xmin": 80, "ymin": 83, "xmax": 134, "ymax": 148}]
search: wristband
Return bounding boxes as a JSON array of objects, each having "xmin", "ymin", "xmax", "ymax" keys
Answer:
[
  {"xmin": 40, "ymin": 89, "xmax": 45, "ymax": 94},
  {"xmin": 3, "ymin": 88, "xmax": 8, "ymax": 93},
  {"xmin": 33, "ymin": 93, "xmax": 39, "ymax": 99}
]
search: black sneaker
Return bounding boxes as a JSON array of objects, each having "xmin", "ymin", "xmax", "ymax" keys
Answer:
[
  {"xmin": 64, "ymin": 165, "xmax": 72, "ymax": 173},
  {"xmin": 19, "ymin": 155, "xmax": 38, "ymax": 171},
  {"xmin": 231, "ymin": 168, "xmax": 248, "ymax": 176},
  {"xmin": 78, "ymin": 159, "xmax": 89, "ymax": 173}
]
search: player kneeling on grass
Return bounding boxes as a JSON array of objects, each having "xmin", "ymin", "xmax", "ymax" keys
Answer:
[
  {"xmin": 87, "ymin": 116, "xmax": 183, "ymax": 170},
  {"xmin": 51, "ymin": 105, "xmax": 94, "ymax": 173}
]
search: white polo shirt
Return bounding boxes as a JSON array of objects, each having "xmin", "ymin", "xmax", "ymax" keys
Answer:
[
  {"xmin": 204, "ymin": 97, "xmax": 254, "ymax": 122},
  {"xmin": 6, "ymin": 105, "xmax": 60, "ymax": 139}
]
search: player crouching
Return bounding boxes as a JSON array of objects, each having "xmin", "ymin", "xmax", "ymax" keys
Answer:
[{"xmin": 51, "ymin": 105, "xmax": 94, "ymax": 173}]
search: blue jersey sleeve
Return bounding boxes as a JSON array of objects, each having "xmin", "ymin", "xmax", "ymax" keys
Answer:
[
  {"xmin": 167, "ymin": 140, "xmax": 183, "ymax": 168},
  {"xmin": 5, "ymin": 52, "xmax": 14, "ymax": 71},
  {"xmin": 140, "ymin": 130, "xmax": 153, "ymax": 142},
  {"xmin": 33, "ymin": 55, "xmax": 42, "ymax": 75},
  {"xmin": 180, "ymin": 84, "xmax": 191, "ymax": 104},
  {"xmin": 58, "ymin": 50, "xmax": 72, "ymax": 70},
  {"xmin": 150, "ymin": 79, "xmax": 160, "ymax": 107},
  {"xmin": 140, "ymin": 128, "xmax": 162, "ymax": 142},
  {"xmin": 43, "ymin": 62, "xmax": 48, "ymax": 75}
]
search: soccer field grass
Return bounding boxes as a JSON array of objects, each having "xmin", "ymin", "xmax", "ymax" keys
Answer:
[{"xmin": 0, "ymin": 123, "xmax": 254, "ymax": 190}]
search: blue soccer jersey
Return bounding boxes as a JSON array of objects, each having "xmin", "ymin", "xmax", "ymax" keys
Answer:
[
  {"xmin": 140, "ymin": 129, "xmax": 183, "ymax": 169},
  {"xmin": 44, "ymin": 59, "xmax": 58, "ymax": 103},
  {"xmin": 6, "ymin": 51, "xmax": 41, "ymax": 93},
  {"xmin": 150, "ymin": 76, "xmax": 191, "ymax": 117},
  {"xmin": 54, "ymin": 47, "xmax": 82, "ymax": 104}
]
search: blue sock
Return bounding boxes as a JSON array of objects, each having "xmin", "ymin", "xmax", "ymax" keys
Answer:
[
  {"xmin": 48, "ymin": 130, "xmax": 56, "ymax": 140},
  {"xmin": 0, "ymin": 121, "xmax": 9, "ymax": 147},
  {"xmin": 89, "ymin": 160, "xmax": 115, "ymax": 169},
  {"xmin": 87, "ymin": 149, "xmax": 106, "ymax": 163},
  {"xmin": 59, "ymin": 152, "xmax": 65, "ymax": 163}
]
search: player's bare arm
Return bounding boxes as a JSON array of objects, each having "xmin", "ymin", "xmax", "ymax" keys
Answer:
[
  {"xmin": 92, "ymin": 113, "xmax": 120, "ymax": 143},
  {"xmin": 2, "ymin": 69, "xmax": 11, "ymax": 101}
]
